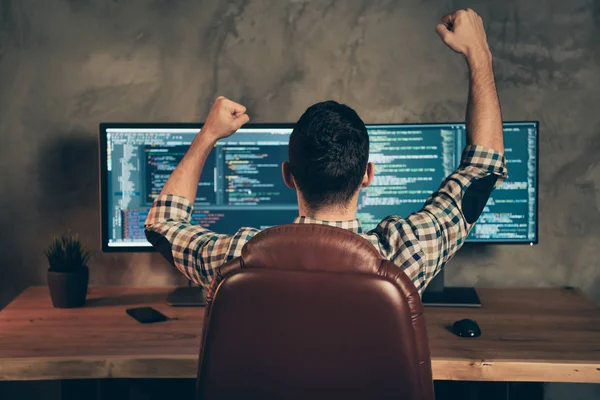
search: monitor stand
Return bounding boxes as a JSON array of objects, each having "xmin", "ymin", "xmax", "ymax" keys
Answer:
[
  {"xmin": 166, "ymin": 285, "xmax": 207, "ymax": 307},
  {"xmin": 422, "ymin": 270, "xmax": 481, "ymax": 307}
]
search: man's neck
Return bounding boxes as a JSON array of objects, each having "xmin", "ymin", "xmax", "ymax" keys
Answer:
[{"xmin": 297, "ymin": 202, "xmax": 357, "ymax": 222}]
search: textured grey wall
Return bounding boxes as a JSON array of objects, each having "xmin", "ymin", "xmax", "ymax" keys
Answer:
[{"xmin": 0, "ymin": 0, "xmax": 599, "ymax": 398}]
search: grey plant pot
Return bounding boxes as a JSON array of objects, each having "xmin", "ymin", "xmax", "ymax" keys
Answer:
[{"xmin": 47, "ymin": 267, "xmax": 89, "ymax": 308}]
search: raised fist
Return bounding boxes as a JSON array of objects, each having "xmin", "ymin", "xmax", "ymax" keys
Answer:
[
  {"xmin": 202, "ymin": 96, "xmax": 250, "ymax": 140},
  {"xmin": 436, "ymin": 9, "xmax": 491, "ymax": 61}
]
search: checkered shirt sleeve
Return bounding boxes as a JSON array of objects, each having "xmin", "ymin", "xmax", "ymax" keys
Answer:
[
  {"xmin": 144, "ymin": 195, "xmax": 259, "ymax": 289},
  {"xmin": 369, "ymin": 145, "xmax": 507, "ymax": 293}
]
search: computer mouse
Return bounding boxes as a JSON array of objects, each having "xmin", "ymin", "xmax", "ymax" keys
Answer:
[{"xmin": 451, "ymin": 318, "xmax": 481, "ymax": 338}]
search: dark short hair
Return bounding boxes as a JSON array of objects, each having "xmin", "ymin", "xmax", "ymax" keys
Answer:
[{"xmin": 288, "ymin": 101, "xmax": 369, "ymax": 209}]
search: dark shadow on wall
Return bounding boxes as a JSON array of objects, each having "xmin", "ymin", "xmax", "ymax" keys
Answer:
[
  {"xmin": 34, "ymin": 132, "xmax": 100, "ymax": 280},
  {"xmin": 0, "ymin": 133, "xmax": 101, "ymax": 311},
  {"xmin": 34, "ymin": 132, "xmax": 186, "ymax": 287},
  {"xmin": 36, "ymin": 132, "xmax": 99, "ymax": 213},
  {"xmin": 0, "ymin": 134, "xmax": 101, "ymax": 313}
]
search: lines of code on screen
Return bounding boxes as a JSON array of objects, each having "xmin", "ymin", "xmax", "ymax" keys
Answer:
[
  {"xmin": 105, "ymin": 128, "xmax": 299, "ymax": 245},
  {"xmin": 145, "ymin": 145, "xmax": 216, "ymax": 205},
  {"xmin": 221, "ymin": 144, "xmax": 295, "ymax": 206},
  {"xmin": 468, "ymin": 124, "xmax": 537, "ymax": 242},
  {"xmin": 104, "ymin": 123, "xmax": 537, "ymax": 247},
  {"xmin": 357, "ymin": 125, "xmax": 459, "ymax": 232}
]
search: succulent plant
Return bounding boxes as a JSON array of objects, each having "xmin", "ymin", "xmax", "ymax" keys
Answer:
[{"xmin": 45, "ymin": 235, "xmax": 90, "ymax": 273}]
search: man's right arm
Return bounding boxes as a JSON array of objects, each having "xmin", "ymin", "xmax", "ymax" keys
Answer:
[
  {"xmin": 375, "ymin": 9, "xmax": 507, "ymax": 291},
  {"xmin": 144, "ymin": 96, "xmax": 252, "ymax": 287},
  {"xmin": 437, "ymin": 8, "xmax": 504, "ymax": 153}
]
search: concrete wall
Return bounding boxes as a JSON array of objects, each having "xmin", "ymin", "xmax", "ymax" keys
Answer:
[{"xmin": 1, "ymin": 0, "xmax": 599, "ymax": 398}]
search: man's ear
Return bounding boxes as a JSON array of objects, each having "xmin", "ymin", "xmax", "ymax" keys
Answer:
[
  {"xmin": 361, "ymin": 162, "xmax": 375, "ymax": 188},
  {"xmin": 282, "ymin": 161, "xmax": 296, "ymax": 189}
]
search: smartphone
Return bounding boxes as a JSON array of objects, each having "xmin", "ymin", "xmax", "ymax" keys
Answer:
[{"xmin": 126, "ymin": 307, "xmax": 170, "ymax": 324}]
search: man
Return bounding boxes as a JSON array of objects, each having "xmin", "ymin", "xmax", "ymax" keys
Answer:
[{"xmin": 145, "ymin": 9, "xmax": 507, "ymax": 294}]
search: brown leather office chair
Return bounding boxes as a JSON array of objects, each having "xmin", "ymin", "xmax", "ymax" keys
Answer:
[{"xmin": 197, "ymin": 224, "xmax": 434, "ymax": 400}]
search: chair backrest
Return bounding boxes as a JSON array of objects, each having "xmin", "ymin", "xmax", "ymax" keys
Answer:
[{"xmin": 197, "ymin": 224, "xmax": 434, "ymax": 400}]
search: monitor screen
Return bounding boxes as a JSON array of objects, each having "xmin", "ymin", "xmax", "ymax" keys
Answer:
[{"xmin": 100, "ymin": 122, "xmax": 538, "ymax": 251}]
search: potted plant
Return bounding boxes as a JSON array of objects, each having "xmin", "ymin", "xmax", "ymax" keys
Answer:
[{"xmin": 45, "ymin": 235, "xmax": 91, "ymax": 308}]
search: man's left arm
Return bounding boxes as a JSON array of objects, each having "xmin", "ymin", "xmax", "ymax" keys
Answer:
[
  {"xmin": 374, "ymin": 146, "xmax": 507, "ymax": 292},
  {"xmin": 379, "ymin": 9, "xmax": 507, "ymax": 292}
]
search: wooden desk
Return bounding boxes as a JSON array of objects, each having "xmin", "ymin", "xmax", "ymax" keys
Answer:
[{"xmin": 1, "ymin": 287, "xmax": 599, "ymax": 383}]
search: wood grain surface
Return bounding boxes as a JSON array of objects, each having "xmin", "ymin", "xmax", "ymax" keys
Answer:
[{"xmin": 1, "ymin": 286, "xmax": 599, "ymax": 383}]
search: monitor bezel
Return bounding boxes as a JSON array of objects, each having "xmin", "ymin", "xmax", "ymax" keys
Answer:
[{"xmin": 99, "ymin": 121, "xmax": 539, "ymax": 252}]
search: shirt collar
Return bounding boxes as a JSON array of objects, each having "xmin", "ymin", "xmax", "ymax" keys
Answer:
[{"xmin": 293, "ymin": 216, "xmax": 363, "ymax": 234}]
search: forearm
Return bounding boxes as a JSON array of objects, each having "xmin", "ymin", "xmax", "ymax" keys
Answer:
[
  {"xmin": 465, "ymin": 53, "xmax": 504, "ymax": 154},
  {"xmin": 401, "ymin": 144, "xmax": 508, "ymax": 280},
  {"xmin": 160, "ymin": 132, "xmax": 217, "ymax": 204}
]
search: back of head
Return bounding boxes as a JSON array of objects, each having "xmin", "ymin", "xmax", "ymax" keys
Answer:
[{"xmin": 288, "ymin": 101, "xmax": 369, "ymax": 210}]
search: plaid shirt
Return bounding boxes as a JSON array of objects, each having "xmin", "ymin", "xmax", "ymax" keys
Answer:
[{"xmin": 145, "ymin": 144, "xmax": 507, "ymax": 294}]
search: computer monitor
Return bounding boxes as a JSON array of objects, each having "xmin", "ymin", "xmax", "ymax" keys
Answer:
[
  {"xmin": 100, "ymin": 122, "xmax": 538, "ymax": 252},
  {"xmin": 100, "ymin": 121, "xmax": 538, "ymax": 307}
]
